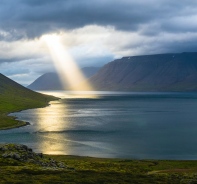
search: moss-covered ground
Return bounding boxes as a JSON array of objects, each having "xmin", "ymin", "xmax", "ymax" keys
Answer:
[{"xmin": 1, "ymin": 155, "xmax": 197, "ymax": 183}]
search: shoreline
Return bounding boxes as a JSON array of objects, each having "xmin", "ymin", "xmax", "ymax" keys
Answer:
[
  {"xmin": 2, "ymin": 92, "xmax": 197, "ymax": 162},
  {"xmin": 0, "ymin": 121, "xmax": 30, "ymax": 130},
  {"xmin": 0, "ymin": 98, "xmax": 60, "ymax": 131},
  {"xmin": 46, "ymin": 154, "xmax": 197, "ymax": 161},
  {"xmin": 1, "ymin": 143, "xmax": 197, "ymax": 161}
]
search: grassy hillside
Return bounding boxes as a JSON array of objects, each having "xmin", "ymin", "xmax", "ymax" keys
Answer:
[{"xmin": 0, "ymin": 74, "xmax": 58, "ymax": 130}]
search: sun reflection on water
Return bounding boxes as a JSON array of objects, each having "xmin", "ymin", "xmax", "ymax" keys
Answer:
[
  {"xmin": 37, "ymin": 133, "xmax": 71, "ymax": 155},
  {"xmin": 39, "ymin": 90, "xmax": 101, "ymax": 99},
  {"xmin": 35, "ymin": 101, "xmax": 70, "ymax": 132},
  {"xmin": 35, "ymin": 101, "xmax": 72, "ymax": 154}
]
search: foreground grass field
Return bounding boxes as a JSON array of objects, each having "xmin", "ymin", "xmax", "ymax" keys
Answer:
[
  {"xmin": 1, "ymin": 154, "xmax": 197, "ymax": 184},
  {"xmin": 0, "ymin": 74, "xmax": 58, "ymax": 129}
]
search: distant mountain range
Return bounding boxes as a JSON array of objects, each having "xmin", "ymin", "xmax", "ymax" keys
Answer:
[
  {"xmin": 90, "ymin": 52, "xmax": 197, "ymax": 91},
  {"xmin": 28, "ymin": 52, "xmax": 197, "ymax": 92},
  {"xmin": 28, "ymin": 67, "xmax": 100, "ymax": 90}
]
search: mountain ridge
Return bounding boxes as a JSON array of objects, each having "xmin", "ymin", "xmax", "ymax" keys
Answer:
[
  {"xmin": 28, "ymin": 67, "xmax": 100, "ymax": 90},
  {"xmin": 89, "ymin": 52, "xmax": 197, "ymax": 91}
]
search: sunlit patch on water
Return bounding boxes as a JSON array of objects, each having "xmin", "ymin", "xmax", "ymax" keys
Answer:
[
  {"xmin": 4, "ymin": 91, "xmax": 197, "ymax": 159},
  {"xmin": 37, "ymin": 90, "xmax": 132, "ymax": 99}
]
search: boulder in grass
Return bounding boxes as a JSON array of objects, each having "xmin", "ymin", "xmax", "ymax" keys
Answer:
[{"xmin": 0, "ymin": 144, "xmax": 66, "ymax": 169}]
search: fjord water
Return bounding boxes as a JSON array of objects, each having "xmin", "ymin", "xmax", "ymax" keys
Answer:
[{"xmin": 1, "ymin": 91, "xmax": 197, "ymax": 159}]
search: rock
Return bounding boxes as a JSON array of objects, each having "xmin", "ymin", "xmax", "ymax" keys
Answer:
[
  {"xmin": 41, "ymin": 162, "xmax": 47, "ymax": 167},
  {"xmin": 13, "ymin": 153, "xmax": 21, "ymax": 160},
  {"xmin": 14, "ymin": 144, "xmax": 27, "ymax": 151},
  {"xmin": 37, "ymin": 153, "xmax": 43, "ymax": 158},
  {"xmin": 1, "ymin": 147, "xmax": 8, "ymax": 151},
  {"xmin": 58, "ymin": 162, "xmax": 66, "ymax": 168},
  {"xmin": 0, "ymin": 144, "xmax": 69, "ymax": 169},
  {"xmin": 51, "ymin": 163, "xmax": 57, "ymax": 167},
  {"xmin": 28, "ymin": 148, "xmax": 32, "ymax": 152},
  {"xmin": 27, "ymin": 154, "xmax": 34, "ymax": 159},
  {"xmin": 2, "ymin": 152, "xmax": 20, "ymax": 160},
  {"xmin": 2, "ymin": 153, "xmax": 9, "ymax": 158}
]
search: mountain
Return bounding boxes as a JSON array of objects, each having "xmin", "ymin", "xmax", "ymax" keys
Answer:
[
  {"xmin": 28, "ymin": 67, "xmax": 100, "ymax": 90},
  {"xmin": 28, "ymin": 73, "xmax": 63, "ymax": 91},
  {"xmin": 90, "ymin": 52, "xmax": 197, "ymax": 91},
  {"xmin": 0, "ymin": 73, "xmax": 57, "ymax": 129}
]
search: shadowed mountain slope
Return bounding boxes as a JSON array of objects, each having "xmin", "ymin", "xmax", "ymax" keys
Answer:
[
  {"xmin": 90, "ymin": 52, "xmax": 197, "ymax": 91},
  {"xmin": 28, "ymin": 67, "xmax": 100, "ymax": 90}
]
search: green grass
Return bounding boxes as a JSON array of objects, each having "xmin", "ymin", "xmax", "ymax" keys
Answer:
[
  {"xmin": 1, "ymin": 155, "xmax": 197, "ymax": 183},
  {"xmin": 0, "ymin": 74, "xmax": 58, "ymax": 130}
]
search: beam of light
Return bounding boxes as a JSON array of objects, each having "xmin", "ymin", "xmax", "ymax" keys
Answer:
[{"xmin": 42, "ymin": 34, "xmax": 93, "ymax": 91}]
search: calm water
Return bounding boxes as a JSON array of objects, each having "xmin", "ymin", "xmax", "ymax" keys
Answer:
[{"xmin": 1, "ymin": 91, "xmax": 197, "ymax": 159}]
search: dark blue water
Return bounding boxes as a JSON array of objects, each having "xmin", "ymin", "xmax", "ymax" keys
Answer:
[{"xmin": 1, "ymin": 91, "xmax": 197, "ymax": 159}]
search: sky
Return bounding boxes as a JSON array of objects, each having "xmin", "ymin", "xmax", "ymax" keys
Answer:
[{"xmin": 0, "ymin": 0, "xmax": 197, "ymax": 85}]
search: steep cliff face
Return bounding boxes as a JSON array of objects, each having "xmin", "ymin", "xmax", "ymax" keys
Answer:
[
  {"xmin": 90, "ymin": 52, "xmax": 197, "ymax": 91},
  {"xmin": 28, "ymin": 67, "xmax": 100, "ymax": 90}
]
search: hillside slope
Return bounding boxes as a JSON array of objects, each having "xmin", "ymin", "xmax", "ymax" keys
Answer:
[
  {"xmin": 28, "ymin": 67, "xmax": 100, "ymax": 90},
  {"xmin": 0, "ymin": 73, "xmax": 58, "ymax": 129},
  {"xmin": 90, "ymin": 52, "xmax": 197, "ymax": 91}
]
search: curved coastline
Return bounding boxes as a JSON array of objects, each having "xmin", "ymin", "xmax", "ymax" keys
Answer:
[
  {"xmin": 0, "ymin": 120, "xmax": 30, "ymax": 130},
  {"xmin": 0, "ymin": 98, "xmax": 59, "ymax": 130}
]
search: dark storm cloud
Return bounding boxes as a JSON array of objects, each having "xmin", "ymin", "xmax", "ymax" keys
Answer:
[
  {"xmin": 0, "ymin": 58, "xmax": 18, "ymax": 63},
  {"xmin": 1, "ymin": 0, "xmax": 197, "ymax": 84},
  {"xmin": 1, "ymin": 0, "xmax": 197, "ymax": 39}
]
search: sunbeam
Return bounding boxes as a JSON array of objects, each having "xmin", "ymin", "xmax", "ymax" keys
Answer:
[{"xmin": 42, "ymin": 34, "xmax": 93, "ymax": 91}]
